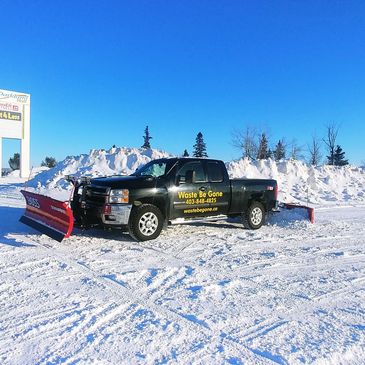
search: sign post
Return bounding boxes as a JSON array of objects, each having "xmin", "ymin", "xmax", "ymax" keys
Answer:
[{"xmin": 0, "ymin": 89, "xmax": 31, "ymax": 177}]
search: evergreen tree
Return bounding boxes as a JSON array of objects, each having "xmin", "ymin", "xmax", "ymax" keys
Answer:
[
  {"xmin": 41, "ymin": 156, "xmax": 57, "ymax": 168},
  {"xmin": 9, "ymin": 153, "xmax": 20, "ymax": 170},
  {"xmin": 333, "ymin": 145, "xmax": 349, "ymax": 166},
  {"xmin": 274, "ymin": 140, "xmax": 285, "ymax": 161},
  {"xmin": 141, "ymin": 126, "xmax": 152, "ymax": 149},
  {"xmin": 183, "ymin": 149, "xmax": 189, "ymax": 157},
  {"xmin": 193, "ymin": 132, "xmax": 208, "ymax": 158},
  {"xmin": 257, "ymin": 133, "xmax": 269, "ymax": 159},
  {"xmin": 267, "ymin": 149, "xmax": 273, "ymax": 159}
]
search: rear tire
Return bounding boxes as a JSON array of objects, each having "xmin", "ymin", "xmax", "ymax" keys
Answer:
[
  {"xmin": 128, "ymin": 204, "xmax": 164, "ymax": 241},
  {"xmin": 243, "ymin": 201, "xmax": 265, "ymax": 229}
]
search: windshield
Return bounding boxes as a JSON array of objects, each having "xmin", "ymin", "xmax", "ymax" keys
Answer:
[{"xmin": 133, "ymin": 160, "xmax": 168, "ymax": 178}]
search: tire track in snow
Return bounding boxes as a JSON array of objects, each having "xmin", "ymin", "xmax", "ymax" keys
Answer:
[
  {"xmin": 23, "ymin": 237, "xmax": 218, "ymax": 359},
  {"xmin": 65, "ymin": 225, "xmax": 365, "ymax": 334},
  {"xmin": 132, "ymin": 225, "xmax": 365, "ymax": 357},
  {"xmin": 64, "ymin": 218, "xmax": 365, "ymax": 286},
  {"xmin": 22, "ymin": 235, "xmax": 284, "ymax": 364},
  {"xmin": 6, "ymin": 209, "xmax": 365, "ymax": 364},
  {"xmin": 37, "ymin": 302, "xmax": 130, "ymax": 365},
  {"xmin": 237, "ymin": 275, "xmax": 365, "ymax": 344}
]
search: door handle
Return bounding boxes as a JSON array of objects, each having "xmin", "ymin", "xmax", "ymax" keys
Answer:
[{"xmin": 199, "ymin": 187, "xmax": 206, "ymax": 191}]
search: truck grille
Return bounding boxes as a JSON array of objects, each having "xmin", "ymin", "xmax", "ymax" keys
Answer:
[{"xmin": 84, "ymin": 185, "xmax": 109, "ymax": 206}]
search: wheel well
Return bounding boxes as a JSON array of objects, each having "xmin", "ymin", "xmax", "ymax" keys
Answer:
[
  {"xmin": 247, "ymin": 197, "xmax": 266, "ymax": 212},
  {"xmin": 133, "ymin": 199, "xmax": 166, "ymax": 218}
]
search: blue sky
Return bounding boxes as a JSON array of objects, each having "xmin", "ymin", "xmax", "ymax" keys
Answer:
[{"xmin": 1, "ymin": 0, "xmax": 364, "ymax": 166}]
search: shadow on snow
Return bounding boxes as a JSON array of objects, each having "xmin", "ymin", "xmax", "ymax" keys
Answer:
[{"xmin": 0, "ymin": 206, "xmax": 36, "ymax": 247}]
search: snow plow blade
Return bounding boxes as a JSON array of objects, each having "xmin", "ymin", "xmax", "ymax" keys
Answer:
[
  {"xmin": 283, "ymin": 203, "xmax": 314, "ymax": 223},
  {"xmin": 20, "ymin": 190, "xmax": 74, "ymax": 242}
]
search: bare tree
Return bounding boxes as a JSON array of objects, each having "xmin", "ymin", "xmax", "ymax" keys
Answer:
[
  {"xmin": 288, "ymin": 139, "xmax": 304, "ymax": 160},
  {"xmin": 307, "ymin": 136, "xmax": 322, "ymax": 166},
  {"xmin": 231, "ymin": 127, "xmax": 258, "ymax": 159},
  {"xmin": 323, "ymin": 123, "xmax": 338, "ymax": 165}
]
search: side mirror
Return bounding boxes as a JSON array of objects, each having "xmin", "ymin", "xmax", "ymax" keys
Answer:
[{"xmin": 185, "ymin": 170, "xmax": 196, "ymax": 184}]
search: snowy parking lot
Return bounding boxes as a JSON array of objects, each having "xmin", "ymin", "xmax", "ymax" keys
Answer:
[
  {"xmin": 3, "ymin": 1, "xmax": 365, "ymax": 363},
  {"xmin": 1, "ymin": 180, "xmax": 365, "ymax": 364}
]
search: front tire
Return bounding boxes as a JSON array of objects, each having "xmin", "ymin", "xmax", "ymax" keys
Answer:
[
  {"xmin": 128, "ymin": 204, "xmax": 164, "ymax": 241},
  {"xmin": 243, "ymin": 201, "xmax": 265, "ymax": 229}
]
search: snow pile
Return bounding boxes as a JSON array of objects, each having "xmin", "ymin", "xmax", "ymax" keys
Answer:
[
  {"xmin": 27, "ymin": 148, "xmax": 365, "ymax": 206},
  {"xmin": 29, "ymin": 147, "xmax": 171, "ymax": 190},
  {"xmin": 227, "ymin": 158, "xmax": 365, "ymax": 205}
]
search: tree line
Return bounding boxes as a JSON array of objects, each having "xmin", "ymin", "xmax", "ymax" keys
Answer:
[
  {"xmin": 232, "ymin": 122, "xmax": 349, "ymax": 166},
  {"xmin": 141, "ymin": 123, "xmax": 349, "ymax": 166},
  {"xmin": 6, "ymin": 123, "xmax": 350, "ymax": 172},
  {"xmin": 141, "ymin": 126, "xmax": 208, "ymax": 159}
]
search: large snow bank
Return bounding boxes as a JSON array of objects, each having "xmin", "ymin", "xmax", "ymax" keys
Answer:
[
  {"xmin": 29, "ymin": 147, "xmax": 171, "ymax": 190},
  {"xmin": 227, "ymin": 158, "xmax": 365, "ymax": 205},
  {"xmin": 28, "ymin": 148, "xmax": 365, "ymax": 206}
]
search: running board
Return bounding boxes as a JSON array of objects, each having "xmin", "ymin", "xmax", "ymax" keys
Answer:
[{"xmin": 169, "ymin": 215, "xmax": 229, "ymax": 225}]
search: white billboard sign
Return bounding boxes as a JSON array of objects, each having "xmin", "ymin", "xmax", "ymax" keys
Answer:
[{"xmin": 0, "ymin": 89, "xmax": 31, "ymax": 178}]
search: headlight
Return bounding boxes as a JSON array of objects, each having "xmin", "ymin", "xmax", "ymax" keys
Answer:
[{"xmin": 109, "ymin": 189, "xmax": 129, "ymax": 204}]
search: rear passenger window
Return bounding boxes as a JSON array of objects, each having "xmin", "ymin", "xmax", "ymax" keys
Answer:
[
  {"xmin": 177, "ymin": 161, "xmax": 206, "ymax": 183},
  {"xmin": 207, "ymin": 162, "xmax": 224, "ymax": 182}
]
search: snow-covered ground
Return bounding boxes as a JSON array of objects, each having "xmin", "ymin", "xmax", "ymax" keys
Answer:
[{"xmin": 1, "ymin": 149, "xmax": 365, "ymax": 364}]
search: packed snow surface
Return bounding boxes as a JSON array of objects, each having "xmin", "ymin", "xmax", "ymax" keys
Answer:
[{"xmin": 1, "ymin": 147, "xmax": 365, "ymax": 364}]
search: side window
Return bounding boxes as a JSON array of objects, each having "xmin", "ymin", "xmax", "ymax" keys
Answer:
[
  {"xmin": 177, "ymin": 161, "xmax": 206, "ymax": 183},
  {"xmin": 207, "ymin": 162, "xmax": 224, "ymax": 182}
]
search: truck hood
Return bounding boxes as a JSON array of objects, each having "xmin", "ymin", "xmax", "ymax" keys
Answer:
[{"xmin": 90, "ymin": 175, "xmax": 156, "ymax": 190}]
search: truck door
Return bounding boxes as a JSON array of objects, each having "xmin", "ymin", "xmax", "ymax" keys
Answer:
[
  {"xmin": 205, "ymin": 160, "xmax": 230, "ymax": 216},
  {"xmin": 169, "ymin": 160, "xmax": 210, "ymax": 219}
]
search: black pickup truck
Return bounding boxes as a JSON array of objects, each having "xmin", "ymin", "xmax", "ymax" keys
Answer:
[{"xmin": 71, "ymin": 158, "xmax": 278, "ymax": 241}]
